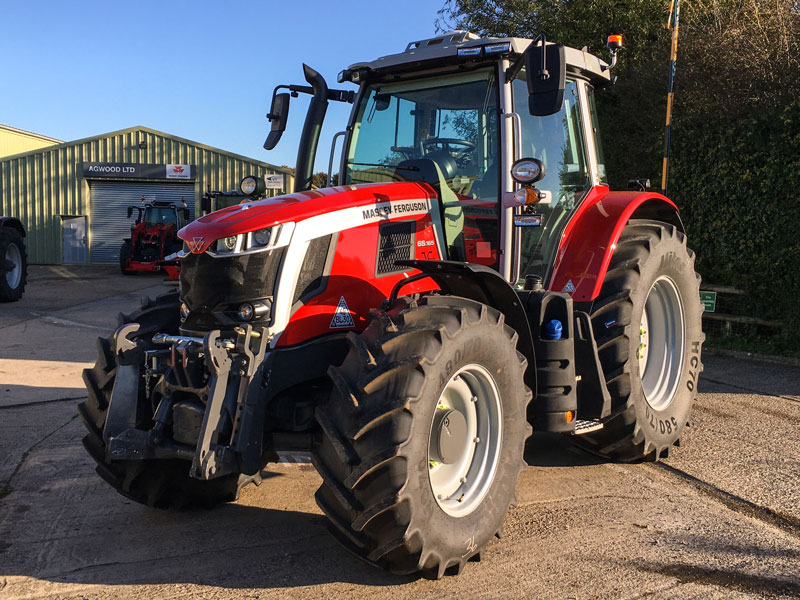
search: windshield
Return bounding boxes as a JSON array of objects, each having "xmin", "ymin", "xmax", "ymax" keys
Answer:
[
  {"xmin": 144, "ymin": 206, "xmax": 179, "ymax": 227},
  {"xmin": 344, "ymin": 69, "xmax": 501, "ymax": 269}
]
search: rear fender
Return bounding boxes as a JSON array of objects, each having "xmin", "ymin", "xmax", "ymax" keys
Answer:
[
  {"xmin": 0, "ymin": 216, "xmax": 25, "ymax": 237},
  {"xmin": 549, "ymin": 188, "xmax": 683, "ymax": 302},
  {"xmin": 397, "ymin": 260, "xmax": 535, "ymax": 396}
]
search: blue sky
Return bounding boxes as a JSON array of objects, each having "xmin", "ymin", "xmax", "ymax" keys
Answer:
[{"xmin": 0, "ymin": 0, "xmax": 448, "ymax": 172}]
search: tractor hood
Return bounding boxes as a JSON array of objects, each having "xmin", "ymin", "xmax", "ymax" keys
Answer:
[{"xmin": 178, "ymin": 181, "xmax": 435, "ymax": 254}]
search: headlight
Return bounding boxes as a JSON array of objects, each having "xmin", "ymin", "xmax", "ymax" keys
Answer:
[
  {"xmin": 251, "ymin": 228, "xmax": 271, "ymax": 247},
  {"xmin": 511, "ymin": 158, "xmax": 545, "ymax": 185},
  {"xmin": 240, "ymin": 175, "xmax": 266, "ymax": 196},
  {"xmin": 208, "ymin": 223, "xmax": 294, "ymax": 257}
]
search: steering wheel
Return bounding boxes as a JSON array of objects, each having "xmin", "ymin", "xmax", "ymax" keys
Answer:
[
  {"xmin": 422, "ymin": 138, "xmax": 476, "ymax": 169},
  {"xmin": 421, "ymin": 138, "xmax": 476, "ymax": 153}
]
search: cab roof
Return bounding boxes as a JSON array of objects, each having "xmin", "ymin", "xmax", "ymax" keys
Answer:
[{"xmin": 347, "ymin": 31, "xmax": 612, "ymax": 86}]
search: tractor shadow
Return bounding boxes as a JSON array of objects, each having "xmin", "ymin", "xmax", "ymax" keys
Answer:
[
  {"xmin": 524, "ymin": 431, "xmax": 610, "ymax": 468},
  {"xmin": 0, "ymin": 463, "xmax": 417, "ymax": 592}
]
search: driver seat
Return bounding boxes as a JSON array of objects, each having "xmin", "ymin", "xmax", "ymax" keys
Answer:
[{"xmin": 394, "ymin": 158, "xmax": 466, "ymax": 261}]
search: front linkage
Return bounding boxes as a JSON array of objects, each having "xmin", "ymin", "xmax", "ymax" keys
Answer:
[{"xmin": 103, "ymin": 322, "xmax": 270, "ymax": 481}]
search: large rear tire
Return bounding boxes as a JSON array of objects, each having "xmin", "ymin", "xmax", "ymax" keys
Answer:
[
  {"xmin": 578, "ymin": 220, "xmax": 704, "ymax": 461},
  {"xmin": 0, "ymin": 227, "xmax": 27, "ymax": 302},
  {"xmin": 79, "ymin": 292, "xmax": 254, "ymax": 508},
  {"xmin": 313, "ymin": 296, "xmax": 531, "ymax": 578}
]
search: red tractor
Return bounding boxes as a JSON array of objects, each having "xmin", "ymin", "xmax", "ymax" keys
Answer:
[
  {"xmin": 81, "ymin": 32, "xmax": 703, "ymax": 578},
  {"xmin": 119, "ymin": 197, "xmax": 189, "ymax": 279}
]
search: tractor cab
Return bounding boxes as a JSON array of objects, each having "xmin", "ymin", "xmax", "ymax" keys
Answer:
[
  {"xmin": 341, "ymin": 33, "xmax": 614, "ymax": 286},
  {"xmin": 128, "ymin": 198, "xmax": 189, "ymax": 231}
]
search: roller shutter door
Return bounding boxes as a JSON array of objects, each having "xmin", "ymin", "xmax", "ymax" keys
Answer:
[{"xmin": 89, "ymin": 181, "xmax": 195, "ymax": 263}]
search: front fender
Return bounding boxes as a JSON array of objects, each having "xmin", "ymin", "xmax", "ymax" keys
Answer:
[
  {"xmin": 549, "ymin": 188, "xmax": 683, "ymax": 302},
  {"xmin": 397, "ymin": 260, "xmax": 535, "ymax": 395}
]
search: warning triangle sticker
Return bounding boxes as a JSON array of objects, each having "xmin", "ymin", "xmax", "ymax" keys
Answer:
[
  {"xmin": 330, "ymin": 296, "xmax": 355, "ymax": 328},
  {"xmin": 562, "ymin": 279, "xmax": 576, "ymax": 293}
]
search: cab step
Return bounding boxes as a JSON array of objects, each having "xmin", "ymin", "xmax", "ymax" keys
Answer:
[{"xmin": 571, "ymin": 419, "xmax": 604, "ymax": 435}]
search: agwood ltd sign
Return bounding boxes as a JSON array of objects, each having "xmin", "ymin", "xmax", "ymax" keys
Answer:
[{"xmin": 83, "ymin": 162, "xmax": 195, "ymax": 180}]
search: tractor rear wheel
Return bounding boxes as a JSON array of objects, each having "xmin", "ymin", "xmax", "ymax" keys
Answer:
[
  {"xmin": 0, "ymin": 227, "xmax": 27, "ymax": 302},
  {"xmin": 313, "ymin": 296, "xmax": 531, "ymax": 578},
  {"xmin": 579, "ymin": 219, "xmax": 703, "ymax": 461},
  {"xmin": 119, "ymin": 240, "xmax": 133, "ymax": 275},
  {"xmin": 79, "ymin": 292, "xmax": 255, "ymax": 508}
]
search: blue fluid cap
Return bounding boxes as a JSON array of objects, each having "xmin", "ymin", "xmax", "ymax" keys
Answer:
[{"xmin": 544, "ymin": 319, "xmax": 563, "ymax": 340}]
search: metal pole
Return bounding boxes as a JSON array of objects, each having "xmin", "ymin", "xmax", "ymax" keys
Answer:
[{"xmin": 662, "ymin": 0, "xmax": 680, "ymax": 196}]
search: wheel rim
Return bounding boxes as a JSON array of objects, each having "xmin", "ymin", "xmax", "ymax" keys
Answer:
[
  {"xmin": 428, "ymin": 363, "xmax": 502, "ymax": 517},
  {"xmin": 639, "ymin": 276, "xmax": 685, "ymax": 411},
  {"xmin": 5, "ymin": 242, "xmax": 22, "ymax": 289}
]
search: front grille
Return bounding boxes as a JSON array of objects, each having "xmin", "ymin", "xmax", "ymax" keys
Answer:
[
  {"xmin": 180, "ymin": 248, "xmax": 284, "ymax": 332},
  {"xmin": 376, "ymin": 221, "xmax": 415, "ymax": 276}
]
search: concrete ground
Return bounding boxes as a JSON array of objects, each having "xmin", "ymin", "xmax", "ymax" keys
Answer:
[{"xmin": 1, "ymin": 266, "xmax": 798, "ymax": 599}]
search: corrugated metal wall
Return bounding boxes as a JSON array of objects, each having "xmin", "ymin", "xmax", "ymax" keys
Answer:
[
  {"xmin": 89, "ymin": 181, "xmax": 196, "ymax": 263},
  {"xmin": 0, "ymin": 126, "xmax": 294, "ymax": 264}
]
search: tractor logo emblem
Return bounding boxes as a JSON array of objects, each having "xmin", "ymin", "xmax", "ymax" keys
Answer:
[
  {"xmin": 172, "ymin": 165, "xmax": 184, "ymax": 174},
  {"xmin": 187, "ymin": 237, "xmax": 205, "ymax": 253},
  {"xmin": 330, "ymin": 296, "xmax": 355, "ymax": 329}
]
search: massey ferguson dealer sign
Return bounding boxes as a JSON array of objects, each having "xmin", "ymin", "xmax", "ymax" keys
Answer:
[{"xmin": 83, "ymin": 162, "xmax": 196, "ymax": 180}]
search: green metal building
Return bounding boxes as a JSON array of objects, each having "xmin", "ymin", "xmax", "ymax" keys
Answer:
[{"xmin": 0, "ymin": 125, "xmax": 293, "ymax": 264}]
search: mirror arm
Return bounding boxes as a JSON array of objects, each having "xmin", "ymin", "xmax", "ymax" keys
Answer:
[
  {"xmin": 267, "ymin": 85, "xmax": 292, "ymax": 121},
  {"xmin": 506, "ymin": 33, "xmax": 549, "ymax": 83},
  {"xmin": 532, "ymin": 34, "xmax": 549, "ymax": 81}
]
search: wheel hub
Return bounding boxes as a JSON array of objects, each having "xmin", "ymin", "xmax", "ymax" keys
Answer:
[
  {"xmin": 431, "ymin": 409, "xmax": 468, "ymax": 464},
  {"xmin": 640, "ymin": 276, "xmax": 686, "ymax": 411},
  {"xmin": 5, "ymin": 242, "xmax": 21, "ymax": 289},
  {"xmin": 428, "ymin": 364, "xmax": 502, "ymax": 517}
]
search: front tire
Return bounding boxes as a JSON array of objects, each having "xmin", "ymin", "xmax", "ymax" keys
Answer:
[
  {"xmin": 119, "ymin": 240, "xmax": 133, "ymax": 275},
  {"xmin": 79, "ymin": 293, "xmax": 254, "ymax": 508},
  {"xmin": 313, "ymin": 296, "xmax": 531, "ymax": 578},
  {"xmin": 578, "ymin": 220, "xmax": 704, "ymax": 461},
  {"xmin": 0, "ymin": 227, "xmax": 27, "ymax": 302}
]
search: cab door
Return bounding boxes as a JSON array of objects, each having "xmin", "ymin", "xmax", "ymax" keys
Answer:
[{"xmin": 509, "ymin": 73, "xmax": 594, "ymax": 288}]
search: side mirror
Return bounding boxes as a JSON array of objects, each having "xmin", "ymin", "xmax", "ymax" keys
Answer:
[
  {"xmin": 200, "ymin": 195, "xmax": 211, "ymax": 214},
  {"xmin": 524, "ymin": 39, "xmax": 566, "ymax": 116},
  {"xmin": 264, "ymin": 92, "xmax": 290, "ymax": 150},
  {"xmin": 374, "ymin": 94, "xmax": 391, "ymax": 112},
  {"xmin": 126, "ymin": 206, "xmax": 133, "ymax": 219}
]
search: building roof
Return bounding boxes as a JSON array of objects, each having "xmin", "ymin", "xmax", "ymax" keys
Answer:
[
  {"xmin": 0, "ymin": 123, "xmax": 63, "ymax": 144},
  {"xmin": 0, "ymin": 125, "xmax": 293, "ymax": 175}
]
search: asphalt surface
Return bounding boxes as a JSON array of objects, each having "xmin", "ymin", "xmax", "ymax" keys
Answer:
[{"xmin": 1, "ymin": 267, "xmax": 798, "ymax": 599}]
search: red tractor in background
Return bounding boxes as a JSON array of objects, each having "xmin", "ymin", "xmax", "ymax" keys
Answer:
[
  {"xmin": 119, "ymin": 197, "xmax": 189, "ymax": 280},
  {"xmin": 81, "ymin": 31, "xmax": 704, "ymax": 579}
]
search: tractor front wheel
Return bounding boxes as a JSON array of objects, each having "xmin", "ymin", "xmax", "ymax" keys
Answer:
[
  {"xmin": 579, "ymin": 219, "xmax": 704, "ymax": 461},
  {"xmin": 119, "ymin": 240, "xmax": 133, "ymax": 275},
  {"xmin": 313, "ymin": 296, "xmax": 531, "ymax": 578}
]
